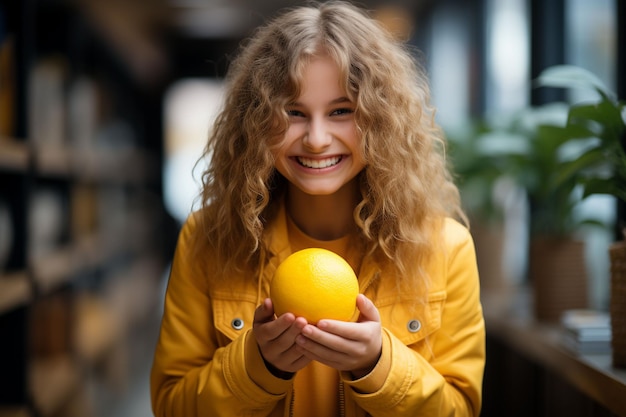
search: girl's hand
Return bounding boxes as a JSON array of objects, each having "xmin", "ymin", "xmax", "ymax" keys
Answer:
[
  {"xmin": 294, "ymin": 294, "xmax": 382, "ymax": 379},
  {"xmin": 253, "ymin": 298, "xmax": 312, "ymax": 376}
]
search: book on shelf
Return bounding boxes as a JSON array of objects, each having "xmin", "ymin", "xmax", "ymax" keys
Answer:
[{"xmin": 560, "ymin": 309, "xmax": 612, "ymax": 354}]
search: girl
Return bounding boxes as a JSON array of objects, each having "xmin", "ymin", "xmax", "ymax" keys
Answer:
[{"xmin": 151, "ymin": 2, "xmax": 485, "ymax": 417}]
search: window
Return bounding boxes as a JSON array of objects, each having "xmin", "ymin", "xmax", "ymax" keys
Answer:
[{"xmin": 162, "ymin": 79, "xmax": 224, "ymax": 224}]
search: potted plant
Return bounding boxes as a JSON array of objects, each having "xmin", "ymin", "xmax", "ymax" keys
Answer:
[
  {"xmin": 535, "ymin": 65, "xmax": 626, "ymax": 366},
  {"xmin": 450, "ymin": 66, "xmax": 623, "ymax": 325},
  {"xmin": 500, "ymin": 100, "xmax": 594, "ymax": 322},
  {"xmin": 449, "ymin": 103, "xmax": 590, "ymax": 310}
]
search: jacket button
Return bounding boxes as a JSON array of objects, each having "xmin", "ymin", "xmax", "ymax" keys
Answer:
[
  {"xmin": 407, "ymin": 319, "xmax": 421, "ymax": 333},
  {"xmin": 231, "ymin": 318, "xmax": 244, "ymax": 330}
]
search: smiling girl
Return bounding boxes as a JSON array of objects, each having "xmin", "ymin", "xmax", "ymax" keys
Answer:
[{"xmin": 150, "ymin": 2, "xmax": 485, "ymax": 417}]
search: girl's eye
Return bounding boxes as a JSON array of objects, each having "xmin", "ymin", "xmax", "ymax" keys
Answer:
[
  {"xmin": 331, "ymin": 108, "xmax": 354, "ymax": 116},
  {"xmin": 286, "ymin": 109, "xmax": 305, "ymax": 117}
]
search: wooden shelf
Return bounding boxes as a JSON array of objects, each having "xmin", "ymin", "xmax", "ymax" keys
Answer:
[
  {"xmin": 32, "ymin": 146, "xmax": 72, "ymax": 178},
  {"xmin": 0, "ymin": 140, "xmax": 29, "ymax": 172},
  {"xmin": 30, "ymin": 233, "xmax": 137, "ymax": 294},
  {"xmin": 0, "ymin": 271, "xmax": 31, "ymax": 314},
  {"xmin": 0, "ymin": 407, "xmax": 32, "ymax": 417},
  {"xmin": 32, "ymin": 145, "xmax": 157, "ymax": 184},
  {"xmin": 29, "ymin": 356, "xmax": 81, "ymax": 417},
  {"xmin": 73, "ymin": 148, "xmax": 157, "ymax": 185},
  {"xmin": 482, "ymin": 288, "xmax": 626, "ymax": 417}
]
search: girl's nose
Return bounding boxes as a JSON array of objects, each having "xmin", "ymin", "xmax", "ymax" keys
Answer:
[{"xmin": 302, "ymin": 118, "xmax": 332, "ymax": 151}]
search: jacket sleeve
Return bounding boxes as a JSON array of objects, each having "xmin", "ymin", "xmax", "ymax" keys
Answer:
[
  {"xmin": 150, "ymin": 215, "xmax": 292, "ymax": 417},
  {"xmin": 343, "ymin": 219, "xmax": 485, "ymax": 416}
]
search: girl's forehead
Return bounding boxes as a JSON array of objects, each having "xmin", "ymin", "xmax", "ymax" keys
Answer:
[{"xmin": 293, "ymin": 63, "xmax": 352, "ymax": 95}]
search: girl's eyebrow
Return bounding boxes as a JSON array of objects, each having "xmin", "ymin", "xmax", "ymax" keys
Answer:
[{"xmin": 330, "ymin": 97, "xmax": 352, "ymax": 105}]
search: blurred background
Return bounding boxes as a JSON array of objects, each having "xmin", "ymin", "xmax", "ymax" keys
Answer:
[{"xmin": 0, "ymin": 0, "xmax": 623, "ymax": 416}]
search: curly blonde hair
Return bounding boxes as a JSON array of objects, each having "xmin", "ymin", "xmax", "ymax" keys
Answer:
[{"xmin": 196, "ymin": 1, "xmax": 465, "ymax": 286}]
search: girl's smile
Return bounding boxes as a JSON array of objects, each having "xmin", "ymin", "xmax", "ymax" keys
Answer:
[{"xmin": 294, "ymin": 155, "xmax": 343, "ymax": 170}]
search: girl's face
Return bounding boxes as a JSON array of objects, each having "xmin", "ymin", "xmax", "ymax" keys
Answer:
[{"xmin": 273, "ymin": 54, "xmax": 366, "ymax": 197}]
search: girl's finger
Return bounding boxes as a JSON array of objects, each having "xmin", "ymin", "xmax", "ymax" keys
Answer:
[
  {"xmin": 253, "ymin": 298, "xmax": 275, "ymax": 324},
  {"xmin": 356, "ymin": 294, "xmax": 381, "ymax": 323}
]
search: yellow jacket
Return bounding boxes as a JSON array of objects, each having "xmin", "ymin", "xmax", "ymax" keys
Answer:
[{"xmin": 151, "ymin": 204, "xmax": 485, "ymax": 417}]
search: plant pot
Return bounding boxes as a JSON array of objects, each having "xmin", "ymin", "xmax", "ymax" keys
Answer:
[
  {"xmin": 529, "ymin": 237, "xmax": 588, "ymax": 322},
  {"xmin": 610, "ymin": 240, "xmax": 626, "ymax": 368}
]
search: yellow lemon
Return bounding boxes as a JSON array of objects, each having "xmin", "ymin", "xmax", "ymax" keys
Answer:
[{"xmin": 270, "ymin": 248, "xmax": 359, "ymax": 324}]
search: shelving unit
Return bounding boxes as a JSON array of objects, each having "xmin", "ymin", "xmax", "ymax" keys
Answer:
[
  {"xmin": 482, "ymin": 288, "xmax": 626, "ymax": 417},
  {"xmin": 0, "ymin": 1, "xmax": 174, "ymax": 416}
]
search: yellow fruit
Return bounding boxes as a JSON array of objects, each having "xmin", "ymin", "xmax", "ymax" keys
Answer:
[{"xmin": 270, "ymin": 248, "xmax": 359, "ymax": 324}]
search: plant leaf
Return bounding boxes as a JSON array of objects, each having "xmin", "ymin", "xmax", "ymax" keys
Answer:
[
  {"xmin": 581, "ymin": 178, "xmax": 626, "ymax": 203},
  {"xmin": 534, "ymin": 65, "xmax": 614, "ymax": 100},
  {"xmin": 568, "ymin": 100, "xmax": 625, "ymax": 139},
  {"xmin": 554, "ymin": 147, "xmax": 606, "ymax": 187}
]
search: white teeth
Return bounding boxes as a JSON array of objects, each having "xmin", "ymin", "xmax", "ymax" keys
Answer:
[{"xmin": 297, "ymin": 156, "xmax": 342, "ymax": 169}]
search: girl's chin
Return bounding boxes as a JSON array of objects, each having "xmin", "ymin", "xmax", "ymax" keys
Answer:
[
  {"xmin": 294, "ymin": 186, "xmax": 343, "ymax": 197},
  {"xmin": 289, "ymin": 177, "xmax": 361, "ymax": 198}
]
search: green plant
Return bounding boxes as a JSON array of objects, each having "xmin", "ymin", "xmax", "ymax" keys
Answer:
[
  {"xmin": 448, "ymin": 103, "xmax": 578, "ymax": 234},
  {"xmin": 457, "ymin": 101, "xmax": 585, "ymax": 236},
  {"xmin": 535, "ymin": 65, "xmax": 626, "ymax": 206},
  {"xmin": 504, "ymin": 102, "xmax": 585, "ymax": 236},
  {"xmin": 449, "ymin": 65, "xmax": 624, "ymax": 238},
  {"xmin": 447, "ymin": 121, "xmax": 513, "ymax": 224}
]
